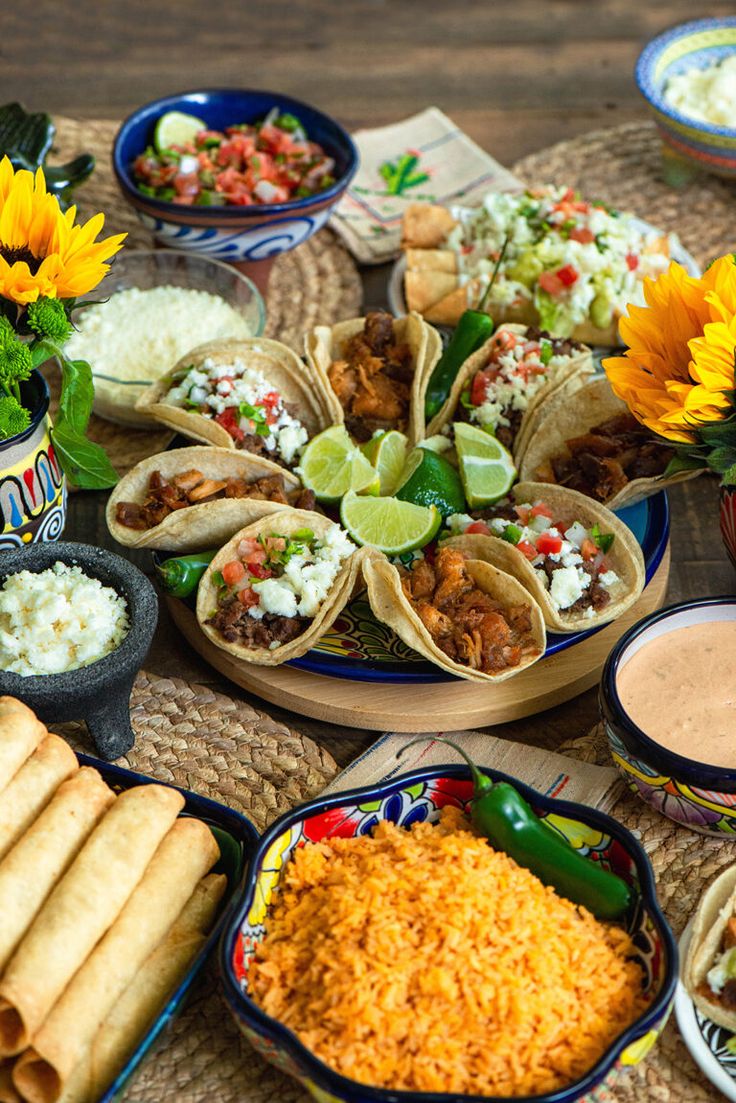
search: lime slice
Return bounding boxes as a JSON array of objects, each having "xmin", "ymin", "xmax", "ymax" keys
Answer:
[
  {"xmin": 395, "ymin": 448, "xmax": 465, "ymax": 518},
  {"xmin": 341, "ymin": 492, "xmax": 441, "ymax": 555},
  {"xmin": 154, "ymin": 111, "xmax": 207, "ymax": 153},
  {"xmin": 359, "ymin": 430, "xmax": 408, "ymax": 495},
  {"xmin": 297, "ymin": 426, "xmax": 379, "ymax": 503},
  {"xmin": 453, "ymin": 422, "xmax": 516, "ymax": 509}
]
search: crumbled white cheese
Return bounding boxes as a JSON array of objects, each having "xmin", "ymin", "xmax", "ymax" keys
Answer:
[
  {"xmin": 445, "ymin": 513, "xmax": 475, "ymax": 535},
  {"xmin": 548, "ymin": 565, "xmax": 586, "ymax": 610},
  {"xmin": 664, "ymin": 55, "xmax": 736, "ymax": 127},
  {"xmin": 251, "ymin": 528, "xmax": 355, "ymax": 620},
  {"xmin": 599, "ymin": 569, "xmax": 620, "ymax": 588}
]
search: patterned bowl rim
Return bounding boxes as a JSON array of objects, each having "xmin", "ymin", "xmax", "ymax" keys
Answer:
[
  {"xmin": 112, "ymin": 87, "xmax": 360, "ymax": 220},
  {"xmin": 601, "ymin": 595, "xmax": 736, "ymax": 788},
  {"xmin": 218, "ymin": 763, "xmax": 678, "ymax": 1103},
  {"xmin": 635, "ymin": 17, "xmax": 736, "ymax": 138}
]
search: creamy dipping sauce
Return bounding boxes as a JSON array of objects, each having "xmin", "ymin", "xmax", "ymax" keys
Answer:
[{"xmin": 616, "ymin": 621, "xmax": 736, "ymax": 768}]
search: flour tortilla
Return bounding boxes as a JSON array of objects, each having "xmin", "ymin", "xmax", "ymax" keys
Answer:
[
  {"xmin": 106, "ymin": 446, "xmax": 307, "ymax": 552},
  {"xmin": 443, "ymin": 481, "xmax": 645, "ymax": 633},
  {"xmin": 519, "ymin": 374, "xmax": 705, "ymax": 508},
  {"xmin": 684, "ymin": 867, "xmax": 736, "ymax": 1032},
  {"xmin": 362, "ymin": 549, "xmax": 545, "ymax": 683},
  {"xmin": 135, "ymin": 338, "xmax": 333, "ymax": 453},
  {"xmin": 304, "ymin": 312, "xmax": 442, "ymax": 447},
  {"xmin": 196, "ymin": 510, "xmax": 364, "ymax": 666},
  {"xmin": 425, "ymin": 323, "xmax": 595, "ymax": 460}
]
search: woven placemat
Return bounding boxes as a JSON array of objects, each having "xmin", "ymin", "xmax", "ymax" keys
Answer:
[
  {"xmin": 49, "ymin": 117, "xmax": 363, "ymax": 478},
  {"xmin": 512, "ymin": 120, "xmax": 736, "ymax": 268}
]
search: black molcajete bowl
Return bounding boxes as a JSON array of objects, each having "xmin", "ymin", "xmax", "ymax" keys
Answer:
[{"xmin": 0, "ymin": 542, "xmax": 158, "ymax": 759}]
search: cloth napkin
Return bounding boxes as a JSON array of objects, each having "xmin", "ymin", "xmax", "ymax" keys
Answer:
[
  {"xmin": 324, "ymin": 730, "xmax": 624, "ymax": 814},
  {"xmin": 329, "ymin": 107, "xmax": 522, "ymax": 264}
]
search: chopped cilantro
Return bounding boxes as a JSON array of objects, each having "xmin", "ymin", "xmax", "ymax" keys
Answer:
[
  {"xmin": 539, "ymin": 340, "xmax": 553, "ymax": 366},
  {"xmin": 590, "ymin": 523, "xmax": 615, "ymax": 553},
  {"xmin": 239, "ymin": 402, "xmax": 270, "ymax": 437}
]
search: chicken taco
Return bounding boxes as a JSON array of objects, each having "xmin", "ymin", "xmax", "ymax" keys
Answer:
[
  {"xmin": 136, "ymin": 338, "xmax": 334, "ymax": 468},
  {"xmin": 442, "ymin": 481, "xmax": 644, "ymax": 633},
  {"xmin": 425, "ymin": 323, "xmax": 594, "ymax": 460},
  {"xmin": 684, "ymin": 867, "xmax": 736, "ymax": 1032},
  {"xmin": 304, "ymin": 310, "xmax": 442, "ymax": 445},
  {"xmin": 363, "ymin": 545, "xmax": 545, "ymax": 683},
  {"xmin": 106, "ymin": 446, "xmax": 317, "ymax": 552},
  {"xmin": 519, "ymin": 375, "xmax": 704, "ymax": 508},
  {"xmin": 196, "ymin": 511, "xmax": 363, "ymax": 665}
]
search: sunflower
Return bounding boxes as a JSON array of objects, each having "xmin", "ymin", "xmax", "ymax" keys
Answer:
[
  {"xmin": 604, "ymin": 256, "xmax": 736, "ymax": 444},
  {"xmin": 0, "ymin": 156, "xmax": 125, "ymax": 306}
]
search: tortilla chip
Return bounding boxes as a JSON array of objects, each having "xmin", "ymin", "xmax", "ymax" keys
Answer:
[
  {"xmin": 404, "ymin": 249, "xmax": 458, "ymax": 274},
  {"xmin": 362, "ymin": 550, "xmax": 545, "ymax": 682},
  {"xmin": 401, "ymin": 204, "xmax": 458, "ymax": 249},
  {"xmin": 684, "ymin": 866, "xmax": 736, "ymax": 1032},
  {"xmin": 443, "ymin": 481, "xmax": 645, "ymax": 633},
  {"xmin": 195, "ymin": 511, "xmax": 365, "ymax": 666}
]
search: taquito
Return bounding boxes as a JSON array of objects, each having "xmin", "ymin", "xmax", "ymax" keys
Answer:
[
  {"xmin": 14, "ymin": 819, "xmax": 220, "ymax": 1103},
  {"xmin": 0, "ymin": 700, "xmax": 45, "ymax": 795},
  {"xmin": 0, "ymin": 785, "xmax": 184, "ymax": 1055},
  {"xmin": 0, "ymin": 1063, "xmax": 19, "ymax": 1103},
  {"xmin": 0, "ymin": 737, "xmax": 78, "ymax": 863},
  {"xmin": 0, "ymin": 769, "xmax": 114, "ymax": 975}
]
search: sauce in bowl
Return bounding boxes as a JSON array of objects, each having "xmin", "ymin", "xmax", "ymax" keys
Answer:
[{"xmin": 616, "ymin": 621, "xmax": 736, "ymax": 768}]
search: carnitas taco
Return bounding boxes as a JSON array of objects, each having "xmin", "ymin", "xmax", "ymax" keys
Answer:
[
  {"xmin": 363, "ymin": 545, "xmax": 545, "ymax": 682},
  {"xmin": 106, "ymin": 446, "xmax": 317, "ymax": 552},
  {"xmin": 519, "ymin": 375, "xmax": 704, "ymax": 508},
  {"xmin": 304, "ymin": 310, "xmax": 442, "ymax": 444},
  {"xmin": 684, "ymin": 867, "xmax": 736, "ymax": 1032},
  {"xmin": 425, "ymin": 323, "xmax": 594, "ymax": 460},
  {"xmin": 196, "ymin": 511, "xmax": 363, "ymax": 665},
  {"xmin": 402, "ymin": 186, "xmax": 676, "ymax": 345},
  {"xmin": 136, "ymin": 338, "xmax": 334, "ymax": 469},
  {"xmin": 442, "ymin": 482, "xmax": 644, "ymax": 633}
]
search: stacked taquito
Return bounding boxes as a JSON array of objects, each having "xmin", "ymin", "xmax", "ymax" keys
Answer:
[{"xmin": 0, "ymin": 697, "xmax": 226, "ymax": 1103}]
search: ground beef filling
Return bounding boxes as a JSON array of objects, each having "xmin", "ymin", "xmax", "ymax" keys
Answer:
[
  {"xmin": 206, "ymin": 597, "xmax": 310, "ymax": 649},
  {"xmin": 327, "ymin": 311, "xmax": 414, "ymax": 442}
]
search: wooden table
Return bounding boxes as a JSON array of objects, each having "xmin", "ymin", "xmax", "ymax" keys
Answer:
[{"xmin": 8, "ymin": 0, "xmax": 736, "ymax": 764}]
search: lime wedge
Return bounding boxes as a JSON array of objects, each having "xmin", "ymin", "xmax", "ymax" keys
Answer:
[
  {"xmin": 296, "ymin": 426, "xmax": 379, "ymax": 503},
  {"xmin": 359, "ymin": 430, "xmax": 408, "ymax": 495},
  {"xmin": 453, "ymin": 421, "xmax": 516, "ymax": 509},
  {"xmin": 395, "ymin": 447, "xmax": 465, "ymax": 518},
  {"xmin": 154, "ymin": 111, "xmax": 207, "ymax": 153},
  {"xmin": 341, "ymin": 492, "xmax": 441, "ymax": 555}
]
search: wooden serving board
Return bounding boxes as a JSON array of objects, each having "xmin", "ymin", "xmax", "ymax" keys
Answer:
[{"xmin": 168, "ymin": 545, "xmax": 670, "ymax": 732}]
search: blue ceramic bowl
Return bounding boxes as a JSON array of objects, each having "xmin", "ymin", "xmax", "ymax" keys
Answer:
[
  {"xmin": 112, "ymin": 89, "xmax": 359, "ymax": 266},
  {"xmin": 601, "ymin": 597, "xmax": 736, "ymax": 835},
  {"xmin": 220, "ymin": 765, "xmax": 676, "ymax": 1103},
  {"xmin": 636, "ymin": 18, "xmax": 736, "ymax": 178}
]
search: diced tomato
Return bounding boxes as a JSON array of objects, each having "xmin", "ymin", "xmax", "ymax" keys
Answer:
[
  {"xmin": 556, "ymin": 264, "xmax": 579, "ymax": 287},
  {"xmin": 537, "ymin": 533, "xmax": 563, "ymax": 555},
  {"xmin": 470, "ymin": 372, "xmax": 489, "ymax": 407},
  {"xmin": 559, "ymin": 187, "xmax": 575, "ymax": 204},
  {"xmin": 466, "ymin": 521, "xmax": 491, "ymax": 536},
  {"xmin": 237, "ymin": 538, "xmax": 260, "ymax": 557},
  {"xmin": 461, "ymin": 244, "xmax": 474, "ymax": 255},
  {"xmin": 514, "ymin": 505, "xmax": 531, "ymax": 525},
  {"xmin": 538, "ymin": 270, "xmax": 565, "ymax": 296},
  {"xmin": 626, "ymin": 253, "xmax": 639, "ymax": 271},
  {"xmin": 222, "ymin": 560, "xmax": 246, "ymax": 586},
  {"xmin": 214, "ymin": 408, "xmax": 245, "ymax": 444},
  {"xmin": 246, "ymin": 546, "xmax": 268, "ymax": 567},
  {"xmin": 530, "ymin": 502, "xmax": 554, "ymax": 519},
  {"xmin": 238, "ymin": 587, "xmax": 260, "ymax": 609},
  {"xmin": 517, "ymin": 540, "xmax": 538, "ymax": 560},
  {"xmin": 263, "ymin": 536, "xmax": 287, "ymax": 552},
  {"xmin": 261, "ymin": 391, "xmax": 281, "ymax": 408},
  {"xmin": 569, "ymin": 227, "xmax": 595, "ymax": 244},
  {"xmin": 248, "ymin": 563, "xmax": 272, "ymax": 580},
  {"xmin": 580, "ymin": 538, "xmax": 599, "ymax": 561}
]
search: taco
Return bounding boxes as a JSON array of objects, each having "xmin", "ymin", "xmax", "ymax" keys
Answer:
[
  {"xmin": 106, "ymin": 446, "xmax": 317, "ymax": 552},
  {"xmin": 304, "ymin": 310, "xmax": 442, "ymax": 445},
  {"xmin": 196, "ymin": 511, "xmax": 363, "ymax": 666},
  {"xmin": 135, "ymin": 338, "xmax": 334, "ymax": 469},
  {"xmin": 684, "ymin": 866, "xmax": 736, "ymax": 1032},
  {"xmin": 425, "ymin": 323, "xmax": 594, "ymax": 459},
  {"xmin": 363, "ymin": 545, "xmax": 545, "ymax": 682},
  {"xmin": 519, "ymin": 375, "xmax": 704, "ymax": 508},
  {"xmin": 401, "ymin": 186, "xmax": 676, "ymax": 345},
  {"xmin": 442, "ymin": 481, "xmax": 644, "ymax": 633}
]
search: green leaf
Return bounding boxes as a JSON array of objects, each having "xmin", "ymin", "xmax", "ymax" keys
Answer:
[
  {"xmin": 706, "ymin": 446, "xmax": 736, "ymax": 474},
  {"xmin": 51, "ymin": 421, "xmax": 118, "ymax": 489},
  {"xmin": 663, "ymin": 451, "xmax": 707, "ymax": 476},
  {"xmin": 57, "ymin": 355, "xmax": 94, "ymax": 435},
  {"xmin": 722, "ymin": 462, "xmax": 736, "ymax": 487}
]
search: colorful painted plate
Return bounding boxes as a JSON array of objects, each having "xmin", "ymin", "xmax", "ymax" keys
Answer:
[{"xmin": 675, "ymin": 920, "xmax": 736, "ymax": 1103}]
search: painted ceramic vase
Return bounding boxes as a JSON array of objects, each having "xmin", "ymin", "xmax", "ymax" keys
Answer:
[
  {"xmin": 720, "ymin": 484, "xmax": 736, "ymax": 570},
  {"xmin": 0, "ymin": 371, "xmax": 66, "ymax": 551}
]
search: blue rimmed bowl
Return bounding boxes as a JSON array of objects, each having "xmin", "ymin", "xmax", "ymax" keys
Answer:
[
  {"xmin": 112, "ymin": 89, "xmax": 359, "ymax": 290},
  {"xmin": 636, "ymin": 18, "xmax": 736, "ymax": 179},
  {"xmin": 600, "ymin": 597, "xmax": 736, "ymax": 834},
  {"xmin": 219, "ymin": 765, "xmax": 676, "ymax": 1103}
]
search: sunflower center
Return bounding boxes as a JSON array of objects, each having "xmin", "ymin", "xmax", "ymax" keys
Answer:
[{"xmin": 0, "ymin": 246, "xmax": 41, "ymax": 273}]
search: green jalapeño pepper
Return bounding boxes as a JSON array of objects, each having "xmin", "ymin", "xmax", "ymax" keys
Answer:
[
  {"xmin": 154, "ymin": 550, "xmax": 217, "ymax": 598},
  {"xmin": 400, "ymin": 737, "xmax": 631, "ymax": 920}
]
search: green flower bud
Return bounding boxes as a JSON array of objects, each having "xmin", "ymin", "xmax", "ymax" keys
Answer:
[
  {"xmin": 26, "ymin": 297, "xmax": 73, "ymax": 343},
  {"xmin": 0, "ymin": 315, "xmax": 15, "ymax": 347},
  {"xmin": 0, "ymin": 337, "xmax": 32, "ymax": 387},
  {"xmin": 0, "ymin": 395, "xmax": 31, "ymax": 440}
]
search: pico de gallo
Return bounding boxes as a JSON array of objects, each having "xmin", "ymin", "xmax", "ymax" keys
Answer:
[
  {"xmin": 445, "ymin": 498, "xmax": 622, "ymax": 616},
  {"xmin": 132, "ymin": 110, "xmax": 336, "ymax": 207},
  {"xmin": 164, "ymin": 356, "xmax": 309, "ymax": 467}
]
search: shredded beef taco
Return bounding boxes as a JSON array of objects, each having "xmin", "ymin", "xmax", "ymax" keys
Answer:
[
  {"xmin": 196, "ymin": 511, "xmax": 363, "ymax": 666},
  {"xmin": 519, "ymin": 374, "xmax": 704, "ymax": 508},
  {"xmin": 442, "ymin": 481, "xmax": 644, "ymax": 633},
  {"xmin": 304, "ymin": 310, "xmax": 442, "ymax": 445},
  {"xmin": 106, "ymin": 446, "xmax": 316, "ymax": 552},
  {"xmin": 136, "ymin": 338, "xmax": 334, "ymax": 468},
  {"xmin": 684, "ymin": 867, "xmax": 736, "ymax": 1032},
  {"xmin": 363, "ymin": 545, "xmax": 545, "ymax": 682},
  {"xmin": 426, "ymin": 323, "xmax": 594, "ymax": 459}
]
